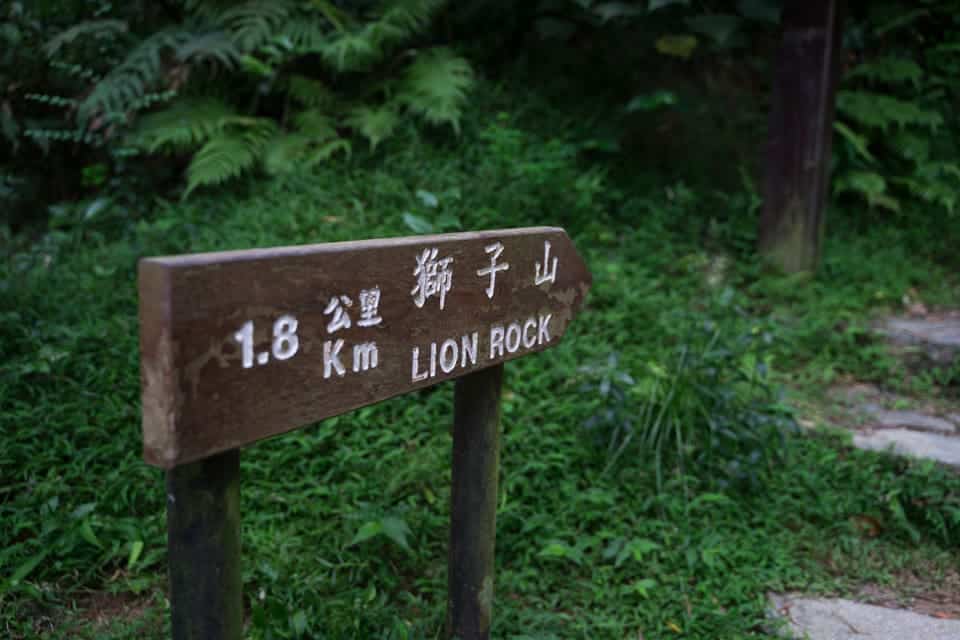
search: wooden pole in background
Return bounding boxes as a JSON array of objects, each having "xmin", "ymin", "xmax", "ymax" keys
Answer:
[
  {"xmin": 759, "ymin": 0, "xmax": 845, "ymax": 273},
  {"xmin": 166, "ymin": 449, "xmax": 242, "ymax": 640},
  {"xmin": 448, "ymin": 364, "xmax": 504, "ymax": 640}
]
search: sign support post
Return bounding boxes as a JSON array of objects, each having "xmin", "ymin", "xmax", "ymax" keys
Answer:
[
  {"xmin": 448, "ymin": 364, "xmax": 503, "ymax": 639},
  {"xmin": 166, "ymin": 450, "xmax": 243, "ymax": 640}
]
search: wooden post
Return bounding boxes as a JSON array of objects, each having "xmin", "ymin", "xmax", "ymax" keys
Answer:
[
  {"xmin": 166, "ymin": 449, "xmax": 242, "ymax": 640},
  {"xmin": 448, "ymin": 364, "xmax": 503, "ymax": 640},
  {"xmin": 759, "ymin": 0, "xmax": 845, "ymax": 273}
]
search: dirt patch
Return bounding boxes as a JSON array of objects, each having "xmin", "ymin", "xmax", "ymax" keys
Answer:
[
  {"xmin": 74, "ymin": 589, "xmax": 156, "ymax": 627},
  {"xmin": 40, "ymin": 588, "xmax": 163, "ymax": 639},
  {"xmin": 854, "ymin": 566, "xmax": 960, "ymax": 621}
]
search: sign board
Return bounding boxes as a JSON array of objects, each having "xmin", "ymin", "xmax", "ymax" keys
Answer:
[{"xmin": 139, "ymin": 227, "xmax": 591, "ymax": 468}]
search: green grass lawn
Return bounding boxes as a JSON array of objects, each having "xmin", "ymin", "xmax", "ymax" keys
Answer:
[{"xmin": 2, "ymin": 86, "xmax": 959, "ymax": 639}]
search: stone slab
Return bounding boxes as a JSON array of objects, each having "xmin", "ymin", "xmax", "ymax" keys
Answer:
[
  {"xmin": 880, "ymin": 317, "xmax": 960, "ymax": 364},
  {"xmin": 860, "ymin": 407, "xmax": 956, "ymax": 434},
  {"xmin": 853, "ymin": 429, "xmax": 960, "ymax": 467},
  {"xmin": 769, "ymin": 594, "xmax": 960, "ymax": 639}
]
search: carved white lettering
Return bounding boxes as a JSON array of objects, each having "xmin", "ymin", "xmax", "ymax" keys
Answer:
[
  {"xmin": 357, "ymin": 287, "xmax": 383, "ymax": 327},
  {"xmin": 535, "ymin": 241, "xmax": 559, "ymax": 285},
  {"xmin": 411, "ymin": 346, "xmax": 429, "ymax": 382},
  {"xmin": 476, "ymin": 241, "xmax": 509, "ymax": 299},
  {"xmin": 352, "ymin": 342, "xmax": 379, "ymax": 373},
  {"xmin": 490, "ymin": 325, "xmax": 505, "ymax": 359},
  {"xmin": 523, "ymin": 318, "xmax": 537, "ymax": 348},
  {"xmin": 538, "ymin": 314, "xmax": 552, "ymax": 344},
  {"xmin": 323, "ymin": 339, "xmax": 345, "ymax": 378},
  {"xmin": 411, "ymin": 248, "xmax": 454, "ymax": 310},
  {"xmin": 439, "ymin": 338, "xmax": 458, "ymax": 373},
  {"xmin": 506, "ymin": 322, "xmax": 522, "ymax": 353},
  {"xmin": 461, "ymin": 332, "xmax": 478, "ymax": 368}
]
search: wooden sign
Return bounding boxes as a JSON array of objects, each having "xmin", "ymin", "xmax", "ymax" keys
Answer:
[{"xmin": 139, "ymin": 227, "xmax": 591, "ymax": 468}]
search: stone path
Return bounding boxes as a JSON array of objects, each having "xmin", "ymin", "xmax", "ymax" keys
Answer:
[
  {"xmin": 878, "ymin": 312, "xmax": 960, "ymax": 366},
  {"xmin": 770, "ymin": 312, "xmax": 960, "ymax": 639},
  {"xmin": 835, "ymin": 383, "xmax": 960, "ymax": 469},
  {"xmin": 770, "ymin": 594, "xmax": 960, "ymax": 640}
]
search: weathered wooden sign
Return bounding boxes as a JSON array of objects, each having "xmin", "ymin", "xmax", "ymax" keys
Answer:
[{"xmin": 139, "ymin": 227, "xmax": 591, "ymax": 468}]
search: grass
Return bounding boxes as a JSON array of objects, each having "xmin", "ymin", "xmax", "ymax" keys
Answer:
[{"xmin": 2, "ymin": 82, "xmax": 960, "ymax": 639}]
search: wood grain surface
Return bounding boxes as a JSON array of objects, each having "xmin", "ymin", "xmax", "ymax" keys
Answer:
[{"xmin": 139, "ymin": 227, "xmax": 591, "ymax": 468}]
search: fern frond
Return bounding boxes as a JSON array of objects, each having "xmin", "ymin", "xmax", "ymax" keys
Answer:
[
  {"xmin": 175, "ymin": 31, "xmax": 240, "ymax": 68},
  {"xmin": 319, "ymin": 0, "xmax": 443, "ymax": 69},
  {"xmin": 304, "ymin": 138, "xmax": 352, "ymax": 167},
  {"xmin": 294, "ymin": 108, "xmax": 337, "ymax": 139},
  {"xmin": 219, "ymin": 1, "xmax": 293, "ymax": 52},
  {"xmin": 78, "ymin": 29, "xmax": 192, "ymax": 125},
  {"xmin": 184, "ymin": 118, "xmax": 277, "ymax": 196},
  {"xmin": 371, "ymin": 0, "xmax": 444, "ymax": 48},
  {"xmin": 397, "ymin": 48, "xmax": 474, "ymax": 132},
  {"xmin": 345, "ymin": 104, "xmax": 400, "ymax": 150},
  {"xmin": 846, "ymin": 57, "xmax": 923, "ymax": 88},
  {"xmin": 263, "ymin": 129, "xmax": 350, "ymax": 174},
  {"xmin": 287, "ymin": 75, "xmax": 336, "ymax": 108},
  {"xmin": 44, "ymin": 20, "xmax": 128, "ymax": 57},
  {"xmin": 833, "ymin": 122, "xmax": 875, "ymax": 163},
  {"xmin": 280, "ymin": 16, "xmax": 331, "ymax": 53},
  {"xmin": 263, "ymin": 132, "xmax": 314, "ymax": 175},
  {"xmin": 320, "ymin": 26, "xmax": 382, "ymax": 71},
  {"xmin": 837, "ymin": 91, "xmax": 943, "ymax": 131},
  {"xmin": 129, "ymin": 98, "xmax": 240, "ymax": 153},
  {"xmin": 892, "ymin": 171, "xmax": 958, "ymax": 213}
]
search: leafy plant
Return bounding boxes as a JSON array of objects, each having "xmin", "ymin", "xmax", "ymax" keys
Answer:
[
  {"xmin": 580, "ymin": 298, "xmax": 796, "ymax": 493},
  {"xmin": 833, "ymin": 2, "xmax": 960, "ymax": 216},
  {"xmin": 115, "ymin": 0, "xmax": 473, "ymax": 195},
  {"xmin": 1, "ymin": 0, "xmax": 475, "ymax": 209}
]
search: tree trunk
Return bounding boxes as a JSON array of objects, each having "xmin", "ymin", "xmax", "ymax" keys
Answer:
[{"xmin": 759, "ymin": 0, "xmax": 845, "ymax": 273}]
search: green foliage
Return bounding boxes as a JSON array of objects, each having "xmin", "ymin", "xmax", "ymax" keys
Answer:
[
  {"xmin": 3, "ymin": 78, "xmax": 960, "ymax": 637},
  {"xmin": 396, "ymin": 48, "xmax": 475, "ymax": 132},
  {"xmin": 582, "ymin": 299, "xmax": 795, "ymax": 493},
  {"xmin": 185, "ymin": 118, "xmax": 278, "ymax": 195},
  {"xmin": 833, "ymin": 2, "xmax": 960, "ymax": 217},
  {"xmin": 117, "ymin": 0, "xmax": 474, "ymax": 195},
  {"xmin": 0, "ymin": 0, "xmax": 475, "ymax": 213}
]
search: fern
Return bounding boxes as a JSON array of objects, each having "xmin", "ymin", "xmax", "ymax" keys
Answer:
[
  {"xmin": 398, "ymin": 48, "xmax": 474, "ymax": 132},
  {"xmin": 346, "ymin": 105, "xmax": 400, "ymax": 149},
  {"xmin": 846, "ymin": 57, "xmax": 923, "ymax": 88},
  {"xmin": 86, "ymin": 0, "xmax": 474, "ymax": 195},
  {"xmin": 294, "ymin": 109, "xmax": 337, "ymax": 139},
  {"xmin": 833, "ymin": 122, "xmax": 875, "ymax": 163},
  {"xmin": 219, "ymin": 1, "xmax": 293, "ymax": 52},
  {"xmin": 43, "ymin": 20, "xmax": 128, "ymax": 57},
  {"xmin": 837, "ymin": 91, "xmax": 943, "ymax": 131},
  {"xmin": 77, "ymin": 29, "xmax": 192, "ymax": 125},
  {"xmin": 262, "ymin": 132, "xmax": 317, "ymax": 175},
  {"xmin": 319, "ymin": 0, "xmax": 443, "ymax": 70},
  {"xmin": 370, "ymin": 0, "xmax": 444, "ymax": 47},
  {"xmin": 262, "ymin": 131, "xmax": 350, "ymax": 174},
  {"xmin": 320, "ymin": 26, "xmax": 382, "ymax": 71},
  {"xmin": 185, "ymin": 118, "xmax": 277, "ymax": 196},
  {"xmin": 175, "ymin": 31, "xmax": 240, "ymax": 68},
  {"xmin": 287, "ymin": 75, "xmax": 336, "ymax": 109},
  {"xmin": 280, "ymin": 17, "xmax": 331, "ymax": 53},
  {"xmin": 835, "ymin": 171, "xmax": 900, "ymax": 212},
  {"xmin": 890, "ymin": 132, "xmax": 930, "ymax": 164},
  {"xmin": 130, "ymin": 98, "xmax": 240, "ymax": 152}
]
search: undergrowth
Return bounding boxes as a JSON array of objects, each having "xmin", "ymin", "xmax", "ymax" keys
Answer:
[{"xmin": 2, "ymin": 83, "xmax": 960, "ymax": 639}]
